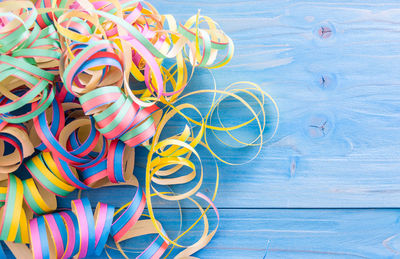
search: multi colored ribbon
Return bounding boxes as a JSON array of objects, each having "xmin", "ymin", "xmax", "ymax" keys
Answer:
[
  {"xmin": 29, "ymin": 195, "xmax": 168, "ymax": 259},
  {"xmin": 0, "ymin": 0, "xmax": 279, "ymax": 258},
  {"xmin": 0, "ymin": 1, "xmax": 60, "ymax": 123}
]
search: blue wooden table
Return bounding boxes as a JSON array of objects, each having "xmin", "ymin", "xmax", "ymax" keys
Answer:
[{"xmin": 58, "ymin": 1, "xmax": 400, "ymax": 258}]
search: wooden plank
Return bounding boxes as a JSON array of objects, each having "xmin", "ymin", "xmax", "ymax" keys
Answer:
[
  {"xmin": 55, "ymin": 0, "xmax": 400, "ymax": 208},
  {"xmin": 93, "ymin": 209, "xmax": 400, "ymax": 258},
  {"xmin": 57, "ymin": 152, "xmax": 400, "ymax": 209},
  {"xmin": 4, "ymin": 209, "xmax": 399, "ymax": 258},
  {"xmin": 50, "ymin": 0, "xmax": 400, "ymax": 210},
  {"xmin": 201, "ymin": 0, "xmax": 400, "ymax": 208},
  {"xmin": 154, "ymin": 1, "xmax": 400, "ymax": 208}
]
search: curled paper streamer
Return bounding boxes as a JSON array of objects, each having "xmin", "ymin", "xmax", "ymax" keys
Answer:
[
  {"xmin": 0, "ymin": 154, "xmax": 169, "ymax": 258},
  {"xmin": 0, "ymin": 1, "xmax": 60, "ymax": 123},
  {"xmin": 0, "ymin": 124, "xmax": 34, "ymax": 174},
  {"xmin": 0, "ymin": 0, "xmax": 279, "ymax": 258},
  {"xmin": 79, "ymin": 86, "xmax": 163, "ymax": 146},
  {"xmin": 29, "ymin": 197, "xmax": 168, "ymax": 258}
]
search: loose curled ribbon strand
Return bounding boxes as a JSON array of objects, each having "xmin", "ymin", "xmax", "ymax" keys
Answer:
[{"xmin": 0, "ymin": 0, "xmax": 279, "ymax": 258}]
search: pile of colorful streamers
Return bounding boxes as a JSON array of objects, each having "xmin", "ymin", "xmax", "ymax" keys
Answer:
[{"xmin": 0, "ymin": 0, "xmax": 278, "ymax": 258}]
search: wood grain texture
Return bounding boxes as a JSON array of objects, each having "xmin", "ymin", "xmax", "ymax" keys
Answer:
[
  {"xmin": 57, "ymin": 0, "xmax": 400, "ymax": 209},
  {"xmin": 91, "ymin": 209, "xmax": 400, "ymax": 258},
  {"xmin": 164, "ymin": 0, "xmax": 400, "ymax": 208},
  {"xmin": 50, "ymin": 1, "xmax": 400, "ymax": 258},
  {"xmin": 5, "ymin": 209, "xmax": 400, "ymax": 258}
]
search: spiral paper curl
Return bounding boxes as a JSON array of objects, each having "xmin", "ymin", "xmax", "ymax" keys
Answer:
[{"xmin": 0, "ymin": 0, "xmax": 278, "ymax": 258}]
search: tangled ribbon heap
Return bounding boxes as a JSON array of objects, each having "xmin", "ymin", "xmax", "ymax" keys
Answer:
[{"xmin": 0, "ymin": 0, "xmax": 278, "ymax": 258}]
